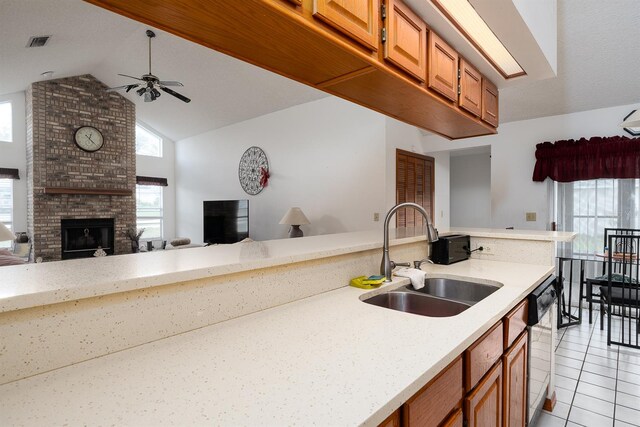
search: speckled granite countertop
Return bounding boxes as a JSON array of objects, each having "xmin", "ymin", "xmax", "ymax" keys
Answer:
[{"xmin": 0, "ymin": 258, "xmax": 554, "ymax": 426}]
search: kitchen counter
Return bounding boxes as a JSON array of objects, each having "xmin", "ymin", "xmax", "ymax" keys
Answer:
[
  {"xmin": 0, "ymin": 258, "xmax": 554, "ymax": 426},
  {"xmin": 442, "ymin": 227, "xmax": 575, "ymax": 242}
]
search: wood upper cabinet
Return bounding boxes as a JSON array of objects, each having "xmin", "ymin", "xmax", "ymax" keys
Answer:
[
  {"xmin": 482, "ymin": 78, "xmax": 499, "ymax": 127},
  {"xmin": 503, "ymin": 331, "xmax": 528, "ymax": 427},
  {"xmin": 428, "ymin": 31, "xmax": 458, "ymax": 102},
  {"xmin": 465, "ymin": 361, "xmax": 503, "ymax": 427},
  {"xmin": 459, "ymin": 58, "xmax": 482, "ymax": 117},
  {"xmin": 314, "ymin": 0, "xmax": 379, "ymax": 51},
  {"xmin": 383, "ymin": 0, "xmax": 427, "ymax": 82}
]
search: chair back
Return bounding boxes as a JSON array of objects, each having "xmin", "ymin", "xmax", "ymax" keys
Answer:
[
  {"xmin": 602, "ymin": 228, "xmax": 640, "ymax": 275},
  {"xmin": 606, "ymin": 234, "xmax": 640, "ymax": 348}
]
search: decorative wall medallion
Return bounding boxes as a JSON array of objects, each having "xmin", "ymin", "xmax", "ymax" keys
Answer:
[{"xmin": 239, "ymin": 146, "xmax": 269, "ymax": 195}]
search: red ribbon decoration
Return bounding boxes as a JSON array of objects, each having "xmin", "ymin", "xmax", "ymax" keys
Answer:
[{"xmin": 260, "ymin": 167, "xmax": 270, "ymax": 188}]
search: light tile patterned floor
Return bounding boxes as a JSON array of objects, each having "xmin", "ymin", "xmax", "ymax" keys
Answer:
[{"xmin": 535, "ymin": 309, "xmax": 640, "ymax": 427}]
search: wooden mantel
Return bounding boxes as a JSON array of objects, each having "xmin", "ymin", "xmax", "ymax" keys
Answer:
[{"xmin": 43, "ymin": 187, "xmax": 133, "ymax": 196}]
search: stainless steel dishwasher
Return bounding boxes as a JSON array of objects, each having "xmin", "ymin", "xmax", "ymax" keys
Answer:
[{"xmin": 526, "ymin": 275, "xmax": 557, "ymax": 426}]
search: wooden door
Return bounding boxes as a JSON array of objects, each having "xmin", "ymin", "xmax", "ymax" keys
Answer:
[
  {"xmin": 482, "ymin": 78, "xmax": 499, "ymax": 127},
  {"xmin": 428, "ymin": 31, "xmax": 458, "ymax": 102},
  {"xmin": 459, "ymin": 58, "xmax": 482, "ymax": 117},
  {"xmin": 465, "ymin": 361, "xmax": 503, "ymax": 427},
  {"xmin": 396, "ymin": 149, "xmax": 434, "ymax": 229},
  {"xmin": 503, "ymin": 332, "xmax": 528, "ymax": 427},
  {"xmin": 314, "ymin": 0, "xmax": 379, "ymax": 50},
  {"xmin": 383, "ymin": 0, "xmax": 427, "ymax": 82}
]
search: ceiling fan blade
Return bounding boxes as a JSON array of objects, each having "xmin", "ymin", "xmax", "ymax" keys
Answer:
[
  {"xmin": 117, "ymin": 73, "xmax": 144, "ymax": 81},
  {"xmin": 157, "ymin": 81, "xmax": 184, "ymax": 87},
  {"xmin": 106, "ymin": 84, "xmax": 136, "ymax": 92},
  {"xmin": 159, "ymin": 86, "xmax": 191, "ymax": 103},
  {"xmin": 125, "ymin": 84, "xmax": 139, "ymax": 93}
]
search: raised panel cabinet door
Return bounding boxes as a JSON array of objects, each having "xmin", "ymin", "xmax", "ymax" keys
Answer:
[
  {"xmin": 442, "ymin": 408, "xmax": 463, "ymax": 427},
  {"xmin": 482, "ymin": 78, "xmax": 499, "ymax": 127},
  {"xmin": 314, "ymin": 0, "xmax": 379, "ymax": 51},
  {"xmin": 428, "ymin": 31, "xmax": 458, "ymax": 102},
  {"xmin": 459, "ymin": 58, "xmax": 482, "ymax": 117},
  {"xmin": 378, "ymin": 409, "xmax": 400, "ymax": 427},
  {"xmin": 465, "ymin": 361, "xmax": 503, "ymax": 427},
  {"xmin": 384, "ymin": 0, "xmax": 427, "ymax": 81},
  {"xmin": 503, "ymin": 331, "xmax": 528, "ymax": 427}
]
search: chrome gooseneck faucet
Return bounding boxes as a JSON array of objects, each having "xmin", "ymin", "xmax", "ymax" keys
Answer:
[{"xmin": 381, "ymin": 202, "xmax": 439, "ymax": 282}]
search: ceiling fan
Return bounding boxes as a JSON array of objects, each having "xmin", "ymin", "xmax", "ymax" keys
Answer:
[{"xmin": 106, "ymin": 30, "xmax": 190, "ymax": 103}]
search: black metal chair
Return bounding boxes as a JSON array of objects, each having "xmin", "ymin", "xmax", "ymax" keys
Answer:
[{"xmin": 599, "ymin": 234, "xmax": 640, "ymax": 348}]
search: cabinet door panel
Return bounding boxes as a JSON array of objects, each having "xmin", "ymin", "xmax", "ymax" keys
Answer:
[
  {"xmin": 482, "ymin": 78, "xmax": 499, "ymax": 127},
  {"xmin": 314, "ymin": 0, "xmax": 379, "ymax": 50},
  {"xmin": 503, "ymin": 331, "xmax": 528, "ymax": 427},
  {"xmin": 465, "ymin": 361, "xmax": 503, "ymax": 427},
  {"xmin": 459, "ymin": 58, "xmax": 482, "ymax": 117},
  {"xmin": 428, "ymin": 32, "xmax": 458, "ymax": 101},
  {"xmin": 442, "ymin": 408, "xmax": 463, "ymax": 427},
  {"xmin": 378, "ymin": 409, "xmax": 400, "ymax": 427},
  {"xmin": 465, "ymin": 321, "xmax": 504, "ymax": 392},
  {"xmin": 384, "ymin": 0, "xmax": 427, "ymax": 81}
]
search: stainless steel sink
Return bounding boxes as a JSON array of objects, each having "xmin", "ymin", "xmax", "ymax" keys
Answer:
[
  {"xmin": 406, "ymin": 278, "xmax": 501, "ymax": 305},
  {"xmin": 363, "ymin": 291, "xmax": 471, "ymax": 317}
]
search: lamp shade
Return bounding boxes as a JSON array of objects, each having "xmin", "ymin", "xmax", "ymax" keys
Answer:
[
  {"xmin": 279, "ymin": 207, "xmax": 310, "ymax": 225},
  {"xmin": 0, "ymin": 222, "xmax": 15, "ymax": 242}
]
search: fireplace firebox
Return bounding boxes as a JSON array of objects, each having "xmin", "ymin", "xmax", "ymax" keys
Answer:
[{"xmin": 61, "ymin": 218, "xmax": 115, "ymax": 259}]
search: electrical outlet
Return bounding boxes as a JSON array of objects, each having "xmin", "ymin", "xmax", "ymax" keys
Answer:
[
  {"xmin": 373, "ymin": 212, "xmax": 380, "ymax": 222},
  {"xmin": 526, "ymin": 212, "xmax": 537, "ymax": 222},
  {"xmin": 483, "ymin": 245, "xmax": 492, "ymax": 253}
]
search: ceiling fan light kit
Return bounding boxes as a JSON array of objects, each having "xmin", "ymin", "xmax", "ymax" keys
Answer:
[{"xmin": 106, "ymin": 30, "xmax": 191, "ymax": 103}]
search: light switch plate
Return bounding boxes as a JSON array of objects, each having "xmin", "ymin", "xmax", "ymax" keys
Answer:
[
  {"xmin": 373, "ymin": 212, "xmax": 380, "ymax": 222},
  {"xmin": 526, "ymin": 212, "xmax": 537, "ymax": 221}
]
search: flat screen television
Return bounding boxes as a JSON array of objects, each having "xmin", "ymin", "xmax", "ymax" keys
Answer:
[{"xmin": 203, "ymin": 200, "xmax": 249, "ymax": 244}]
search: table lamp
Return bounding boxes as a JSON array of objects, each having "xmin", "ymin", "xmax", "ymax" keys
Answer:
[
  {"xmin": 0, "ymin": 222, "xmax": 15, "ymax": 244},
  {"xmin": 279, "ymin": 207, "xmax": 310, "ymax": 238}
]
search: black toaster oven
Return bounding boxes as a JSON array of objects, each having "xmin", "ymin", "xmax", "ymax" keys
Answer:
[{"xmin": 430, "ymin": 234, "xmax": 471, "ymax": 265}]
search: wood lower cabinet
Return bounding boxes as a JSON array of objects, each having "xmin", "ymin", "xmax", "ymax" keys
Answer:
[
  {"xmin": 459, "ymin": 58, "xmax": 482, "ymax": 117},
  {"xmin": 503, "ymin": 331, "xmax": 528, "ymax": 427},
  {"xmin": 482, "ymin": 78, "xmax": 499, "ymax": 127},
  {"xmin": 313, "ymin": 0, "xmax": 379, "ymax": 50},
  {"xmin": 504, "ymin": 300, "xmax": 528, "ymax": 349},
  {"xmin": 383, "ymin": 0, "xmax": 427, "ymax": 82},
  {"xmin": 442, "ymin": 408, "xmax": 463, "ymax": 427},
  {"xmin": 464, "ymin": 320, "xmax": 504, "ymax": 392},
  {"xmin": 428, "ymin": 31, "xmax": 458, "ymax": 102},
  {"xmin": 379, "ymin": 409, "xmax": 401, "ymax": 427},
  {"xmin": 465, "ymin": 361, "xmax": 503, "ymax": 427}
]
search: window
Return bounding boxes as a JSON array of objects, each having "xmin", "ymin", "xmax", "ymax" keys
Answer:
[
  {"xmin": 136, "ymin": 185, "xmax": 163, "ymax": 240},
  {"xmin": 0, "ymin": 102, "xmax": 12, "ymax": 143},
  {"xmin": 555, "ymin": 179, "xmax": 640, "ymax": 255},
  {"xmin": 135, "ymin": 124, "xmax": 162, "ymax": 157},
  {"xmin": 0, "ymin": 179, "xmax": 13, "ymax": 248}
]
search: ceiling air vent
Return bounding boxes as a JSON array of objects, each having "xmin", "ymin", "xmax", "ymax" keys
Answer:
[{"xmin": 26, "ymin": 35, "xmax": 51, "ymax": 48}]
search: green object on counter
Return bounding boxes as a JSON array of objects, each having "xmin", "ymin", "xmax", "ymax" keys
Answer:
[{"xmin": 350, "ymin": 275, "xmax": 385, "ymax": 289}]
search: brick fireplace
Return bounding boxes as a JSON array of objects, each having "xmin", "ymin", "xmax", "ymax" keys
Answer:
[{"xmin": 26, "ymin": 75, "xmax": 136, "ymax": 261}]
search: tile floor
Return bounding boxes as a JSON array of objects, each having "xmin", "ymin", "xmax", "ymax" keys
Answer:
[{"xmin": 535, "ymin": 308, "xmax": 640, "ymax": 427}]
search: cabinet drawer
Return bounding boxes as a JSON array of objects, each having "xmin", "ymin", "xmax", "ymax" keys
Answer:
[
  {"xmin": 403, "ymin": 356, "xmax": 463, "ymax": 427},
  {"xmin": 465, "ymin": 321, "xmax": 503, "ymax": 392},
  {"xmin": 504, "ymin": 299, "xmax": 528, "ymax": 349}
]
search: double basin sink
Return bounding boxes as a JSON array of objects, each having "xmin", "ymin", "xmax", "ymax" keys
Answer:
[{"xmin": 363, "ymin": 277, "xmax": 502, "ymax": 317}]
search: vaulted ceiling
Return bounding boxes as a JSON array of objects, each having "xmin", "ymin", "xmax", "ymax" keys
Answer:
[{"xmin": 1, "ymin": 0, "xmax": 639, "ymax": 141}]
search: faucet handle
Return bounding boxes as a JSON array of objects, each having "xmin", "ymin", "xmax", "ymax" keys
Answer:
[
  {"xmin": 414, "ymin": 258, "xmax": 434, "ymax": 269},
  {"xmin": 391, "ymin": 261, "xmax": 411, "ymax": 269}
]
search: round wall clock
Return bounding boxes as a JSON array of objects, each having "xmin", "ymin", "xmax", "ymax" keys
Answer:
[
  {"xmin": 74, "ymin": 126, "xmax": 104, "ymax": 152},
  {"xmin": 238, "ymin": 146, "xmax": 269, "ymax": 195}
]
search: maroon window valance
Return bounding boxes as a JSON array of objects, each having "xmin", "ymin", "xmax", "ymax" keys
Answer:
[
  {"xmin": 532, "ymin": 136, "xmax": 640, "ymax": 182},
  {"xmin": 136, "ymin": 176, "xmax": 168, "ymax": 187},
  {"xmin": 0, "ymin": 168, "xmax": 20, "ymax": 180}
]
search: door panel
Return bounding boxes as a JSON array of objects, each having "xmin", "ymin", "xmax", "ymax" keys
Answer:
[
  {"xmin": 428, "ymin": 32, "xmax": 458, "ymax": 101},
  {"xmin": 482, "ymin": 78, "xmax": 499, "ymax": 127},
  {"xmin": 314, "ymin": 0, "xmax": 379, "ymax": 50},
  {"xmin": 459, "ymin": 58, "xmax": 482, "ymax": 117},
  {"xmin": 384, "ymin": 0, "xmax": 427, "ymax": 81},
  {"xmin": 396, "ymin": 150, "xmax": 434, "ymax": 228}
]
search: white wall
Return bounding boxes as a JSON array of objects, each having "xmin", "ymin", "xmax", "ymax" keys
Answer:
[
  {"xmin": 0, "ymin": 91, "xmax": 27, "ymax": 233},
  {"xmin": 423, "ymin": 102, "xmax": 639, "ymax": 230},
  {"xmin": 175, "ymin": 97, "xmax": 387, "ymax": 242},
  {"xmin": 450, "ymin": 153, "xmax": 491, "ymax": 227},
  {"xmin": 135, "ymin": 122, "xmax": 176, "ymax": 240}
]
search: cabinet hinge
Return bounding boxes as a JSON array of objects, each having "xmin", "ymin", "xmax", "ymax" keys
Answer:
[
  {"xmin": 458, "ymin": 84, "xmax": 461, "ymax": 95},
  {"xmin": 458, "ymin": 69, "xmax": 461, "ymax": 80},
  {"xmin": 381, "ymin": 3, "xmax": 386, "ymax": 20},
  {"xmin": 381, "ymin": 27, "xmax": 387, "ymax": 44}
]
